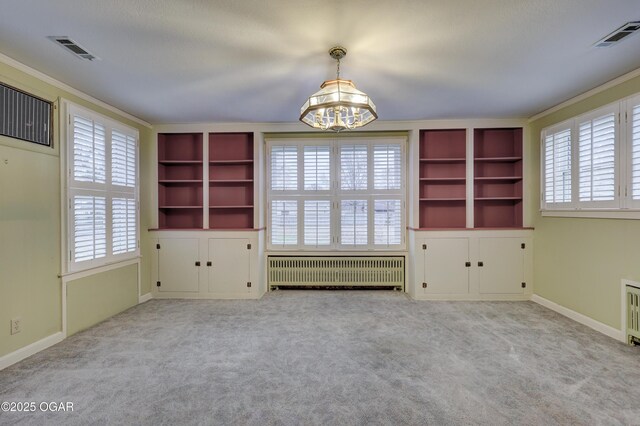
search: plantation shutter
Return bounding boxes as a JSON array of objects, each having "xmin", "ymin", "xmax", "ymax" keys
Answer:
[
  {"xmin": 303, "ymin": 145, "xmax": 331, "ymax": 190},
  {"xmin": 73, "ymin": 195, "xmax": 106, "ymax": 262},
  {"xmin": 630, "ymin": 103, "xmax": 640, "ymax": 203},
  {"xmin": 340, "ymin": 145, "xmax": 368, "ymax": 190},
  {"xmin": 543, "ymin": 126, "xmax": 572, "ymax": 206},
  {"xmin": 267, "ymin": 138, "xmax": 405, "ymax": 251},
  {"xmin": 374, "ymin": 199, "xmax": 402, "ymax": 246},
  {"xmin": 271, "ymin": 200, "xmax": 298, "ymax": 246},
  {"xmin": 340, "ymin": 200, "xmax": 368, "ymax": 245},
  {"xmin": 373, "ymin": 144, "xmax": 402, "ymax": 190},
  {"xmin": 271, "ymin": 145, "xmax": 298, "ymax": 191},
  {"xmin": 112, "ymin": 197, "xmax": 137, "ymax": 254},
  {"xmin": 67, "ymin": 103, "xmax": 139, "ymax": 272},
  {"xmin": 112, "ymin": 130, "xmax": 137, "ymax": 188},
  {"xmin": 73, "ymin": 115, "xmax": 105, "ymax": 184},
  {"xmin": 578, "ymin": 109, "xmax": 617, "ymax": 205},
  {"xmin": 303, "ymin": 200, "xmax": 331, "ymax": 246}
]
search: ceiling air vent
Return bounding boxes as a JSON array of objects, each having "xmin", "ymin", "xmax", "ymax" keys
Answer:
[
  {"xmin": 595, "ymin": 21, "xmax": 640, "ymax": 47},
  {"xmin": 48, "ymin": 36, "xmax": 100, "ymax": 61}
]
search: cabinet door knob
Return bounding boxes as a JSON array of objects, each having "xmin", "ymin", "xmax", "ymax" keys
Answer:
[
  {"xmin": 206, "ymin": 261, "xmax": 212, "ymax": 267},
  {"xmin": 195, "ymin": 261, "xmax": 201, "ymax": 266},
  {"xmin": 477, "ymin": 261, "xmax": 484, "ymax": 267},
  {"xmin": 465, "ymin": 262, "xmax": 471, "ymax": 267}
]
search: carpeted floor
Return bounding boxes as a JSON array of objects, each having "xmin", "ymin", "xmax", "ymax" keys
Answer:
[{"xmin": 1, "ymin": 290, "xmax": 639, "ymax": 425}]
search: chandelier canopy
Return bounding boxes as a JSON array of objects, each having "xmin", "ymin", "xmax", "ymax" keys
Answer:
[{"xmin": 300, "ymin": 46, "xmax": 377, "ymax": 131}]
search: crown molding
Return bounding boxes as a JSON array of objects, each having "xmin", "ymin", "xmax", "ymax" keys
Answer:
[
  {"xmin": 0, "ymin": 52, "xmax": 151, "ymax": 129},
  {"xmin": 528, "ymin": 67, "xmax": 640, "ymax": 123}
]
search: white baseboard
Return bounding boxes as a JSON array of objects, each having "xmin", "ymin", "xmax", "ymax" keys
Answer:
[
  {"xmin": 531, "ymin": 294, "xmax": 625, "ymax": 342},
  {"xmin": 0, "ymin": 332, "xmax": 65, "ymax": 371},
  {"xmin": 138, "ymin": 293, "xmax": 152, "ymax": 304}
]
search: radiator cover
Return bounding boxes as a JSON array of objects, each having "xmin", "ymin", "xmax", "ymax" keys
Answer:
[
  {"xmin": 628, "ymin": 285, "xmax": 640, "ymax": 344},
  {"xmin": 268, "ymin": 256, "xmax": 404, "ymax": 289}
]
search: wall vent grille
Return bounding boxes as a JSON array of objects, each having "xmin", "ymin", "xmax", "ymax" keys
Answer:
[
  {"xmin": 268, "ymin": 256, "xmax": 404, "ymax": 289},
  {"xmin": 627, "ymin": 285, "xmax": 640, "ymax": 344},
  {"xmin": 595, "ymin": 21, "xmax": 640, "ymax": 47},
  {"xmin": 0, "ymin": 83, "xmax": 52, "ymax": 147}
]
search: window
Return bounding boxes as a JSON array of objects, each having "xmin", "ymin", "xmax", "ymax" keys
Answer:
[
  {"xmin": 577, "ymin": 106, "xmax": 618, "ymax": 207},
  {"xmin": 267, "ymin": 137, "xmax": 405, "ymax": 250},
  {"xmin": 541, "ymin": 96, "xmax": 640, "ymax": 215},
  {"xmin": 542, "ymin": 122, "xmax": 572, "ymax": 207},
  {"xmin": 627, "ymin": 94, "xmax": 640, "ymax": 209},
  {"xmin": 66, "ymin": 103, "xmax": 139, "ymax": 271}
]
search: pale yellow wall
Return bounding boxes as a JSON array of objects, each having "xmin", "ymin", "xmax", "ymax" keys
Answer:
[
  {"xmin": 66, "ymin": 264, "xmax": 138, "ymax": 336},
  {"xmin": 530, "ymin": 74, "xmax": 640, "ymax": 330},
  {"xmin": 0, "ymin": 60, "xmax": 152, "ymax": 357},
  {"xmin": 0, "ymin": 143, "xmax": 61, "ymax": 356}
]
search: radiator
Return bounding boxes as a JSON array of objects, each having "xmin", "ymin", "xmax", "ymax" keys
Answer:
[
  {"xmin": 268, "ymin": 256, "xmax": 404, "ymax": 290},
  {"xmin": 628, "ymin": 285, "xmax": 640, "ymax": 345}
]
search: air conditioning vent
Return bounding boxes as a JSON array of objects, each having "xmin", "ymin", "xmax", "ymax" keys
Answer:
[
  {"xmin": 0, "ymin": 82, "xmax": 52, "ymax": 147},
  {"xmin": 48, "ymin": 36, "xmax": 100, "ymax": 61},
  {"xmin": 595, "ymin": 21, "xmax": 640, "ymax": 47}
]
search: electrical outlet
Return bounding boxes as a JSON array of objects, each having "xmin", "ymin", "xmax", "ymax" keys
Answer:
[{"xmin": 10, "ymin": 317, "xmax": 21, "ymax": 335}]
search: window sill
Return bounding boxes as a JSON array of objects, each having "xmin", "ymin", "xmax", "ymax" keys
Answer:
[
  {"xmin": 62, "ymin": 256, "xmax": 141, "ymax": 280},
  {"xmin": 540, "ymin": 210, "xmax": 640, "ymax": 220}
]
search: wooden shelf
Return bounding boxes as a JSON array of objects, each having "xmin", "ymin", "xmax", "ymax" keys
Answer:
[
  {"xmin": 209, "ymin": 205, "xmax": 254, "ymax": 209},
  {"xmin": 474, "ymin": 156, "xmax": 522, "ymax": 163},
  {"xmin": 474, "ymin": 176, "xmax": 522, "ymax": 181},
  {"xmin": 158, "ymin": 160, "xmax": 202, "ymax": 165},
  {"xmin": 209, "ymin": 159, "xmax": 254, "ymax": 165},
  {"xmin": 159, "ymin": 205, "xmax": 203, "ymax": 209},
  {"xmin": 420, "ymin": 177, "xmax": 466, "ymax": 182},
  {"xmin": 159, "ymin": 180, "xmax": 203, "ymax": 184},
  {"xmin": 420, "ymin": 198, "xmax": 466, "ymax": 202},
  {"xmin": 209, "ymin": 179, "xmax": 254, "ymax": 183},
  {"xmin": 419, "ymin": 158, "xmax": 466, "ymax": 163},
  {"xmin": 475, "ymin": 197, "xmax": 522, "ymax": 201}
]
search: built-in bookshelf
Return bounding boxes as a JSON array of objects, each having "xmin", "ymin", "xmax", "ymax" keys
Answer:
[
  {"xmin": 419, "ymin": 129, "xmax": 467, "ymax": 228},
  {"xmin": 473, "ymin": 128, "xmax": 523, "ymax": 228},
  {"xmin": 157, "ymin": 133, "xmax": 203, "ymax": 229},
  {"xmin": 208, "ymin": 133, "xmax": 254, "ymax": 229},
  {"xmin": 157, "ymin": 132, "xmax": 255, "ymax": 230}
]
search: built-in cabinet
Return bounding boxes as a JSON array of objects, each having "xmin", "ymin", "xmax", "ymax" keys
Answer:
[
  {"xmin": 411, "ymin": 230, "xmax": 532, "ymax": 300},
  {"xmin": 151, "ymin": 120, "xmax": 530, "ymax": 301},
  {"xmin": 151, "ymin": 231, "xmax": 264, "ymax": 299}
]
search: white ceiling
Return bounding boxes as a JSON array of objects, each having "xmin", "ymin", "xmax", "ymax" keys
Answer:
[{"xmin": 1, "ymin": 0, "xmax": 639, "ymax": 124}]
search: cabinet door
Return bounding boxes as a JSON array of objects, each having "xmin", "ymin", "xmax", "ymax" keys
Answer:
[
  {"xmin": 478, "ymin": 237, "xmax": 525, "ymax": 294},
  {"xmin": 422, "ymin": 238, "xmax": 470, "ymax": 294},
  {"xmin": 158, "ymin": 238, "xmax": 199, "ymax": 292},
  {"xmin": 208, "ymin": 239, "xmax": 250, "ymax": 294}
]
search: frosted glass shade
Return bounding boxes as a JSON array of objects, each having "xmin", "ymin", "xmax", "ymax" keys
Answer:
[{"xmin": 300, "ymin": 79, "xmax": 377, "ymax": 131}]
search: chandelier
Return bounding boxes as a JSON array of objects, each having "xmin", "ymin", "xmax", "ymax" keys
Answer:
[{"xmin": 299, "ymin": 46, "xmax": 377, "ymax": 131}]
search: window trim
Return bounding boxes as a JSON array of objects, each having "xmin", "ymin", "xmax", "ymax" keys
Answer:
[
  {"xmin": 266, "ymin": 137, "xmax": 406, "ymax": 251},
  {"xmin": 63, "ymin": 102, "xmax": 140, "ymax": 273},
  {"xmin": 540, "ymin": 95, "xmax": 640, "ymax": 218}
]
